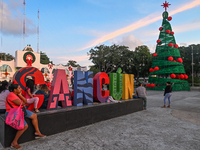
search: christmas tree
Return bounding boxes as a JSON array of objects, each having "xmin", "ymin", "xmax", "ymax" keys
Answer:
[{"xmin": 147, "ymin": 1, "xmax": 190, "ymax": 91}]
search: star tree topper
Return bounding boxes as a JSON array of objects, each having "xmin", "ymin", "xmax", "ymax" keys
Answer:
[{"xmin": 161, "ymin": 1, "xmax": 171, "ymax": 11}]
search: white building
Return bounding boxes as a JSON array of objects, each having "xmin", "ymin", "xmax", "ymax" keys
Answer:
[{"xmin": 0, "ymin": 45, "xmax": 87, "ymax": 83}]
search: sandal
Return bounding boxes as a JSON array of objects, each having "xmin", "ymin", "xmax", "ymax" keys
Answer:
[
  {"xmin": 35, "ymin": 134, "xmax": 46, "ymax": 139},
  {"xmin": 11, "ymin": 144, "xmax": 22, "ymax": 149},
  {"xmin": 34, "ymin": 109, "xmax": 40, "ymax": 113}
]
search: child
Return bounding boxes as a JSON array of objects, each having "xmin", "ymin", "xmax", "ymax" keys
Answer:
[
  {"xmin": 25, "ymin": 79, "xmax": 40, "ymax": 112},
  {"xmin": 35, "ymin": 84, "xmax": 49, "ymax": 109}
]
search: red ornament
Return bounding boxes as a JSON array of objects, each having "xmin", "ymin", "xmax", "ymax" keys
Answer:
[
  {"xmin": 3, "ymin": 72, "xmax": 9, "ymax": 77},
  {"xmin": 44, "ymin": 73, "xmax": 48, "ymax": 77},
  {"xmin": 153, "ymin": 53, "xmax": 158, "ymax": 57},
  {"xmin": 154, "ymin": 66, "xmax": 159, "ymax": 71},
  {"xmin": 180, "ymin": 74, "xmax": 184, "ymax": 79},
  {"xmin": 68, "ymin": 66, "xmax": 73, "ymax": 71},
  {"xmin": 66, "ymin": 74, "xmax": 69, "ymax": 77},
  {"xmin": 150, "ymin": 84, "xmax": 155, "ymax": 88},
  {"xmin": 167, "ymin": 16, "xmax": 172, "ymax": 21},
  {"xmin": 149, "ymin": 68, "xmax": 154, "ymax": 72},
  {"xmin": 177, "ymin": 58, "xmax": 183, "ymax": 63},
  {"xmin": 184, "ymin": 74, "xmax": 188, "ymax": 79},
  {"xmin": 170, "ymin": 31, "xmax": 174, "ymax": 35},
  {"xmin": 157, "ymin": 39, "xmax": 161, "ymax": 44},
  {"xmin": 170, "ymin": 74, "xmax": 176, "ymax": 79},
  {"xmin": 48, "ymin": 63, "xmax": 53, "ymax": 69},
  {"xmin": 168, "ymin": 43, "xmax": 173, "ymax": 47},
  {"xmin": 165, "ymin": 30, "xmax": 171, "ymax": 34},
  {"xmin": 168, "ymin": 56, "xmax": 173, "ymax": 61},
  {"xmin": 159, "ymin": 27, "xmax": 163, "ymax": 31},
  {"xmin": 176, "ymin": 75, "xmax": 180, "ymax": 79},
  {"xmin": 174, "ymin": 44, "xmax": 178, "ymax": 48}
]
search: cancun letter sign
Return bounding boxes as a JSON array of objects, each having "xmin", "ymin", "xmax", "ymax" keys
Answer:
[
  {"xmin": 93, "ymin": 72, "xmax": 109, "ymax": 103},
  {"xmin": 73, "ymin": 71, "xmax": 93, "ymax": 106},
  {"xmin": 109, "ymin": 68, "xmax": 123, "ymax": 100},
  {"xmin": 47, "ymin": 69, "xmax": 72, "ymax": 109},
  {"xmin": 122, "ymin": 74, "xmax": 134, "ymax": 99}
]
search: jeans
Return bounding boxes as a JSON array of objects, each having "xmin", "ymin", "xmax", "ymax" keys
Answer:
[
  {"xmin": 163, "ymin": 93, "xmax": 172, "ymax": 105},
  {"xmin": 140, "ymin": 97, "xmax": 147, "ymax": 108}
]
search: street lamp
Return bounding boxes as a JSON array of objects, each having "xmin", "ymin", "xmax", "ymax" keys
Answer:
[{"xmin": 191, "ymin": 46, "xmax": 194, "ymax": 87}]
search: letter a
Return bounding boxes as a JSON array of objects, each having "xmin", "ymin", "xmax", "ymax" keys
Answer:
[{"xmin": 47, "ymin": 69, "xmax": 72, "ymax": 110}]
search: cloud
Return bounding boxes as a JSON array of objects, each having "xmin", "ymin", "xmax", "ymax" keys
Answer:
[
  {"xmin": 112, "ymin": 34, "xmax": 143, "ymax": 51},
  {"xmin": 78, "ymin": 0, "xmax": 200, "ymax": 51},
  {"xmin": 0, "ymin": 0, "xmax": 36, "ymax": 36},
  {"xmin": 140, "ymin": 21, "xmax": 200, "ymax": 41},
  {"xmin": 52, "ymin": 54, "xmax": 90, "ymax": 63}
]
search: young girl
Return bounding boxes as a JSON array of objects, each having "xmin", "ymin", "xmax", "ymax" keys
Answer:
[{"xmin": 25, "ymin": 79, "xmax": 40, "ymax": 112}]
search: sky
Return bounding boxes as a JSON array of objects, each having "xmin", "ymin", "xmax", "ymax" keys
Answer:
[{"xmin": 0, "ymin": 0, "xmax": 200, "ymax": 68}]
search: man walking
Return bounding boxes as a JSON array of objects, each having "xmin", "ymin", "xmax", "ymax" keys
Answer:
[{"xmin": 136, "ymin": 83, "xmax": 147, "ymax": 110}]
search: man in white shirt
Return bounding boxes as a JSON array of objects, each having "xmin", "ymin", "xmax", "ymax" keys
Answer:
[{"xmin": 136, "ymin": 83, "xmax": 147, "ymax": 110}]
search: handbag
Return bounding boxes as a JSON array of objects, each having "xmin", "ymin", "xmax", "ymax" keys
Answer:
[{"xmin": 5, "ymin": 102, "xmax": 24, "ymax": 130}]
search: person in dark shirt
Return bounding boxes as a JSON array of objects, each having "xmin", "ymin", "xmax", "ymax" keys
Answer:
[
  {"xmin": 162, "ymin": 81, "xmax": 172, "ymax": 108},
  {"xmin": 35, "ymin": 84, "xmax": 49, "ymax": 109}
]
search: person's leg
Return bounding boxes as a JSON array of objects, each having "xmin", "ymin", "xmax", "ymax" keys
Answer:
[
  {"xmin": 11, "ymin": 124, "xmax": 28, "ymax": 148},
  {"xmin": 163, "ymin": 93, "xmax": 169, "ymax": 107},
  {"xmin": 167, "ymin": 93, "xmax": 172, "ymax": 107},
  {"xmin": 5, "ymin": 111, "xmax": 28, "ymax": 149},
  {"xmin": 142, "ymin": 97, "xmax": 147, "ymax": 109},
  {"xmin": 26, "ymin": 97, "xmax": 39, "ymax": 109},
  {"xmin": 27, "ymin": 110, "xmax": 45, "ymax": 137}
]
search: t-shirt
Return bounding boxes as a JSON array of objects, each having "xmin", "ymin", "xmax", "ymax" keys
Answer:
[
  {"xmin": 0, "ymin": 90, "xmax": 10, "ymax": 109},
  {"xmin": 25, "ymin": 87, "xmax": 31, "ymax": 99},
  {"xmin": 6, "ymin": 92, "xmax": 22, "ymax": 112},
  {"xmin": 136, "ymin": 86, "xmax": 147, "ymax": 98}
]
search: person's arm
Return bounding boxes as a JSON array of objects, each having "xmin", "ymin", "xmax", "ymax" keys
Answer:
[
  {"xmin": 17, "ymin": 93, "xmax": 27, "ymax": 104},
  {"xmin": 136, "ymin": 90, "xmax": 138, "ymax": 96},
  {"xmin": 12, "ymin": 99, "xmax": 24, "ymax": 106}
]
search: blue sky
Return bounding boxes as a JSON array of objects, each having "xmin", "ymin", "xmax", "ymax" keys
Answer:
[{"xmin": 0, "ymin": 0, "xmax": 200, "ymax": 68}]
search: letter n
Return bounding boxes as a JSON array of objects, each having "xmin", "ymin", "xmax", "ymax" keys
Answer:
[
  {"xmin": 122, "ymin": 74, "xmax": 134, "ymax": 99},
  {"xmin": 47, "ymin": 69, "xmax": 72, "ymax": 110},
  {"xmin": 73, "ymin": 71, "xmax": 93, "ymax": 106}
]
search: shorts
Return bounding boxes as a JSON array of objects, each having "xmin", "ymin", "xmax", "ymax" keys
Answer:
[{"xmin": 5, "ymin": 109, "xmax": 34, "ymax": 126}]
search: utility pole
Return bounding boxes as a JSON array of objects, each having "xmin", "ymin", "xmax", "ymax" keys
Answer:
[
  {"xmin": 23, "ymin": 0, "xmax": 26, "ymax": 48},
  {"xmin": 37, "ymin": 9, "xmax": 39, "ymax": 53},
  {"xmin": 192, "ymin": 46, "xmax": 194, "ymax": 87},
  {"xmin": 1, "ymin": 0, "xmax": 3, "ymax": 60}
]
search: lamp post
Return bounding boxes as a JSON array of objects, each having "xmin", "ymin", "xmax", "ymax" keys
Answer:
[{"xmin": 191, "ymin": 46, "xmax": 194, "ymax": 87}]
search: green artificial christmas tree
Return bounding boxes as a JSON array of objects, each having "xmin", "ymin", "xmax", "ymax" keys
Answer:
[{"xmin": 147, "ymin": 1, "xmax": 190, "ymax": 91}]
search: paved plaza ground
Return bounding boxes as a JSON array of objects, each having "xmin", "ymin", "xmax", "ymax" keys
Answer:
[{"xmin": 1, "ymin": 90, "xmax": 200, "ymax": 150}]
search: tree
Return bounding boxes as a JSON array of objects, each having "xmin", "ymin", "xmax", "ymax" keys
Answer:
[
  {"xmin": 88, "ymin": 44, "xmax": 132, "ymax": 74},
  {"xmin": 179, "ymin": 44, "xmax": 200, "ymax": 77},
  {"xmin": 148, "ymin": 8, "xmax": 190, "ymax": 91},
  {"xmin": 131, "ymin": 45, "xmax": 153, "ymax": 82},
  {"xmin": 0, "ymin": 53, "xmax": 14, "ymax": 61},
  {"xmin": 88, "ymin": 65, "xmax": 99, "ymax": 76},
  {"xmin": 66, "ymin": 60, "xmax": 79, "ymax": 67},
  {"xmin": 40, "ymin": 51, "xmax": 53, "ymax": 64}
]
